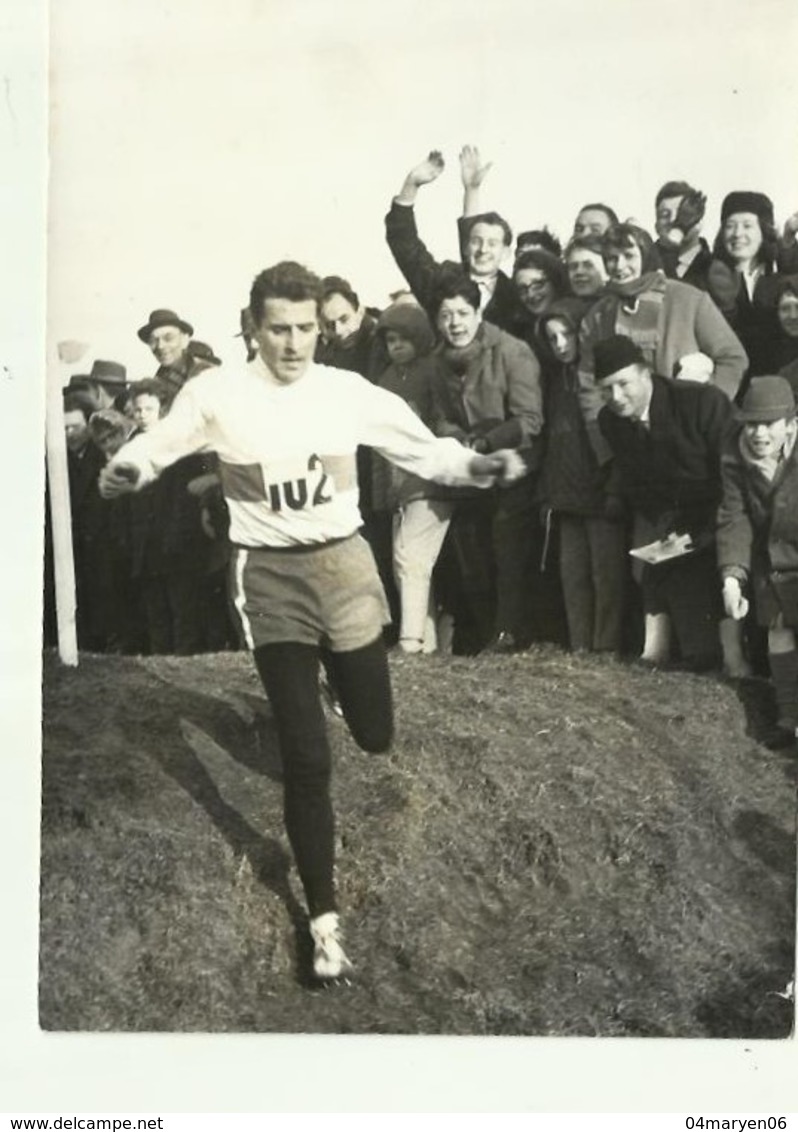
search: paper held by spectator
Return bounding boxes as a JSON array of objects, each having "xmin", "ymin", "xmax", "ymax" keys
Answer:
[{"xmin": 629, "ymin": 533, "xmax": 695, "ymax": 565}]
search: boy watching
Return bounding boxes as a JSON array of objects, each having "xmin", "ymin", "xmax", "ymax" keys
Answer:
[{"xmin": 718, "ymin": 376, "xmax": 798, "ymax": 746}]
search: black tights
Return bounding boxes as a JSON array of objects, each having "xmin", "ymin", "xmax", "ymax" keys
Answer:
[{"xmin": 253, "ymin": 638, "xmax": 393, "ymax": 917}]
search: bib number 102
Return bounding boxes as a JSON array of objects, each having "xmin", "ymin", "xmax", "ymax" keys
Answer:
[{"xmin": 266, "ymin": 454, "xmax": 333, "ymax": 512}]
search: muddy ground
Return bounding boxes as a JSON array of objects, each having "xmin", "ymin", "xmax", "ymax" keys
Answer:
[{"xmin": 39, "ymin": 647, "xmax": 796, "ymax": 1036}]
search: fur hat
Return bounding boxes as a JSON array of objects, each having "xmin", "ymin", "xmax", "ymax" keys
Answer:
[
  {"xmin": 137, "ymin": 309, "xmax": 194, "ymax": 343},
  {"xmin": 720, "ymin": 191, "xmax": 775, "ymax": 228},
  {"xmin": 594, "ymin": 335, "xmax": 647, "ymax": 382},
  {"xmin": 377, "ymin": 303, "xmax": 436, "ymax": 357},
  {"xmin": 736, "ymin": 375, "xmax": 795, "ymax": 423}
]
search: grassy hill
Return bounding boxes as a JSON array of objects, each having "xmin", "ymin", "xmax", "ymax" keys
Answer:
[{"xmin": 39, "ymin": 647, "xmax": 796, "ymax": 1036}]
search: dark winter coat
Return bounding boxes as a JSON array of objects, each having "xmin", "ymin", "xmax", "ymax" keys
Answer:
[
  {"xmin": 717, "ymin": 429, "xmax": 798, "ymax": 625},
  {"xmin": 314, "ymin": 312, "xmax": 388, "ymax": 380},
  {"xmin": 656, "ymin": 238, "xmax": 713, "ymax": 290},
  {"xmin": 707, "ymin": 248, "xmax": 798, "ymax": 380},
  {"xmin": 537, "ymin": 303, "xmax": 615, "ymax": 517},
  {"xmin": 66, "ymin": 440, "xmax": 114, "ymax": 648},
  {"xmin": 718, "ymin": 431, "xmax": 798, "ymax": 578},
  {"xmin": 430, "ymin": 321, "xmax": 543, "ymax": 456},
  {"xmin": 117, "ymin": 452, "xmax": 216, "ymax": 579},
  {"xmin": 385, "ymin": 200, "xmax": 531, "ymax": 342},
  {"xmin": 598, "ymin": 373, "xmax": 734, "ymax": 544}
]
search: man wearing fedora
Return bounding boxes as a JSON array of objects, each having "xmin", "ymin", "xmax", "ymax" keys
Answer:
[
  {"xmin": 594, "ymin": 334, "xmax": 734, "ymax": 672},
  {"xmin": 718, "ymin": 375, "xmax": 798, "ymax": 746},
  {"xmin": 138, "ymin": 308, "xmax": 214, "ymax": 399},
  {"xmin": 65, "ymin": 359, "xmax": 128, "ymax": 412}
]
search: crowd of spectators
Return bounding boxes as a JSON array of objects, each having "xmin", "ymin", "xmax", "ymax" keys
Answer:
[{"xmin": 44, "ymin": 147, "xmax": 798, "ymax": 743}]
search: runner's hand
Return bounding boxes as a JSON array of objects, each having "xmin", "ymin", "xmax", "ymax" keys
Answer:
[
  {"xmin": 99, "ymin": 461, "xmax": 140, "ymax": 498},
  {"xmin": 469, "ymin": 448, "xmax": 526, "ymax": 485}
]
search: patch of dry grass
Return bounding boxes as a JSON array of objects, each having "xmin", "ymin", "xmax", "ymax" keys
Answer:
[{"xmin": 39, "ymin": 647, "xmax": 796, "ymax": 1035}]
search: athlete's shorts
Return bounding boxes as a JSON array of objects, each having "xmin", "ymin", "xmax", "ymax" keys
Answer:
[{"xmin": 230, "ymin": 533, "xmax": 390, "ymax": 652}]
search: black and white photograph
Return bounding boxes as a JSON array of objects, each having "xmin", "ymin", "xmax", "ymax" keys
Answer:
[{"xmin": 4, "ymin": 0, "xmax": 798, "ymax": 1113}]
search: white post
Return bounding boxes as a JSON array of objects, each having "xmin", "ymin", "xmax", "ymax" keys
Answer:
[{"xmin": 46, "ymin": 346, "xmax": 85, "ymax": 666}]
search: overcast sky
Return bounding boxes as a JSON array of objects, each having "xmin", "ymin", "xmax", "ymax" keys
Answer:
[{"xmin": 47, "ymin": 0, "xmax": 798, "ymax": 378}]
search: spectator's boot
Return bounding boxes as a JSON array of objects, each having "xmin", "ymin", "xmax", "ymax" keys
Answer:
[{"xmin": 766, "ymin": 648, "xmax": 798, "ymax": 748}]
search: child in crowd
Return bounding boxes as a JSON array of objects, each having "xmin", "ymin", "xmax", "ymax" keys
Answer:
[
  {"xmin": 717, "ymin": 376, "xmax": 798, "ymax": 746},
  {"xmin": 372, "ymin": 303, "xmax": 453, "ymax": 653},
  {"xmin": 537, "ymin": 300, "xmax": 628, "ymax": 654}
]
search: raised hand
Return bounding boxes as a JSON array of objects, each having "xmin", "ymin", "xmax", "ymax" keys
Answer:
[
  {"xmin": 407, "ymin": 150, "xmax": 445, "ymax": 188},
  {"xmin": 672, "ymin": 189, "xmax": 706, "ymax": 238},
  {"xmin": 459, "ymin": 145, "xmax": 493, "ymax": 190}
]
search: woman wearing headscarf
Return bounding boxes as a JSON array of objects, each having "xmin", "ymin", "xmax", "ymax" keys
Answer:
[{"xmin": 536, "ymin": 299, "xmax": 628, "ymax": 655}]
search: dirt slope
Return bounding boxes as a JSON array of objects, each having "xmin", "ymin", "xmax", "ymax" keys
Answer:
[{"xmin": 39, "ymin": 648, "xmax": 796, "ymax": 1036}]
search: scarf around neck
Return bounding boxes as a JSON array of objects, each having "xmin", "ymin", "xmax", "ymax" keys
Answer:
[
  {"xmin": 738, "ymin": 424, "xmax": 798, "ymax": 483},
  {"xmin": 441, "ymin": 327, "xmax": 486, "ymax": 375},
  {"xmin": 607, "ymin": 270, "xmax": 667, "ymax": 366},
  {"xmin": 608, "ymin": 269, "xmax": 667, "ymax": 301}
]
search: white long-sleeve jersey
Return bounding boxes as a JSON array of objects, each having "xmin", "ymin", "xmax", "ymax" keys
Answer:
[{"xmin": 111, "ymin": 356, "xmax": 491, "ymax": 548}]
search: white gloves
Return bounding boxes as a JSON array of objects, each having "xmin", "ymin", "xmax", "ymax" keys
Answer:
[
  {"xmin": 676, "ymin": 352, "xmax": 714, "ymax": 383},
  {"xmin": 722, "ymin": 576, "xmax": 749, "ymax": 621}
]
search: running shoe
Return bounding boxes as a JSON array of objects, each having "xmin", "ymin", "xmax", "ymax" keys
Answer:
[{"xmin": 309, "ymin": 912, "xmax": 354, "ymax": 982}]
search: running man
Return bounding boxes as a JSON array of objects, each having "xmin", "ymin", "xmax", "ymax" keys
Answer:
[{"xmin": 99, "ymin": 260, "xmax": 523, "ymax": 983}]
